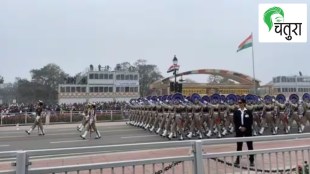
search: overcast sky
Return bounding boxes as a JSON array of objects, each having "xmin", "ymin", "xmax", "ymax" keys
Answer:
[{"xmin": 0, "ymin": 0, "xmax": 309, "ymax": 85}]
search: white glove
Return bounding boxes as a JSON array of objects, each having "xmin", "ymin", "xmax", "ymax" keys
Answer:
[
  {"xmin": 82, "ymin": 113, "xmax": 85, "ymax": 116},
  {"xmin": 35, "ymin": 116, "xmax": 40, "ymax": 121}
]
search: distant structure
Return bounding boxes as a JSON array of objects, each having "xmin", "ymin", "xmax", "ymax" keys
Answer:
[
  {"xmin": 264, "ymin": 75, "xmax": 310, "ymax": 97},
  {"xmin": 149, "ymin": 69, "xmax": 260, "ymax": 96},
  {"xmin": 58, "ymin": 65, "xmax": 140, "ymax": 104}
]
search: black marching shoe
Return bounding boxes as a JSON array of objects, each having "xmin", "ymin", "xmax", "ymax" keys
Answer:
[
  {"xmin": 95, "ymin": 136, "xmax": 101, "ymax": 139},
  {"xmin": 38, "ymin": 133, "xmax": 45, "ymax": 136},
  {"xmin": 80, "ymin": 135, "xmax": 86, "ymax": 140},
  {"xmin": 25, "ymin": 130, "xmax": 30, "ymax": 135}
]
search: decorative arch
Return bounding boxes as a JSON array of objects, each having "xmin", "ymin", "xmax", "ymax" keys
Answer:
[{"xmin": 160, "ymin": 69, "xmax": 260, "ymax": 85}]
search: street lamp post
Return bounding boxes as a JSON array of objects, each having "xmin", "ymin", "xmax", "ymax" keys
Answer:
[{"xmin": 173, "ymin": 55, "xmax": 178, "ymax": 93}]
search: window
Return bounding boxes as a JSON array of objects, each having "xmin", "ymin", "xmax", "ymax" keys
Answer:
[
  {"xmin": 134, "ymin": 75, "xmax": 138, "ymax": 80},
  {"xmin": 116, "ymin": 75, "xmax": 120, "ymax": 80},
  {"xmin": 281, "ymin": 77, "xmax": 286, "ymax": 82},
  {"xmin": 134, "ymin": 87, "xmax": 138, "ymax": 92},
  {"xmin": 104, "ymin": 74, "xmax": 108, "ymax": 79},
  {"xmin": 81, "ymin": 87, "xmax": 86, "ymax": 92},
  {"xmin": 121, "ymin": 74, "xmax": 124, "ymax": 80},
  {"xmin": 89, "ymin": 74, "xmax": 94, "ymax": 79},
  {"xmin": 89, "ymin": 87, "xmax": 93, "ymax": 93},
  {"xmin": 71, "ymin": 87, "xmax": 75, "ymax": 92},
  {"xmin": 104, "ymin": 87, "xmax": 108, "ymax": 92},
  {"xmin": 121, "ymin": 87, "xmax": 125, "ymax": 92},
  {"xmin": 109, "ymin": 87, "xmax": 113, "ymax": 92},
  {"xmin": 94, "ymin": 74, "xmax": 98, "ymax": 79},
  {"xmin": 116, "ymin": 87, "xmax": 120, "ymax": 92},
  {"xmin": 94, "ymin": 87, "xmax": 98, "ymax": 92},
  {"xmin": 109, "ymin": 74, "xmax": 113, "ymax": 79},
  {"xmin": 125, "ymin": 75, "xmax": 129, "ymax": 80},
  {"xmin": 66, "ymin": 87, "xmax": 70, "ymax": 92},
  {"xmin": 125, "ymin": 87, "xmax": 129, "ymax": 92},
  {"xmin": 76, "ymin": 87, "xmax": 80, "ymax": 92},
  {"xmin": 99, "ymin": 87, "xmax": 103, "ymax": 92},
  {"xmin": 130, "ymin": 87, "xmax": 134, "ymax": 92},
  {"xmin": 277, "ymin": 88, "xmax": 281, "ymax": 93},
  {"xmin": 99, "ymin": 74, "xmax": 104, "ymax": 79},
  {"xmin": 60, "ymin": 87, "xmax": 65, "ymax": 92},
  {"xmin": 130, "ymin": 75, "xmax": 133, "ymax": 80}
]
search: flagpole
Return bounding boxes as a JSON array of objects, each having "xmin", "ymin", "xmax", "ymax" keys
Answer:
[{"xmin": 251, "ymin": 32, "xmax": 257, "ymax": 95}]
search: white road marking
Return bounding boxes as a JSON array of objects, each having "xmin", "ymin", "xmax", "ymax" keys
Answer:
[
  {"xmin": 121, "ymin": 135, "xmax": 158, "ymax": 139},
  {"xmin": 0, "ymin": 133, "xmax": 77, "ymax": 139},
  {"xmin": 0, "ymin": 144, "xmax": 10, "ymax": 147},
  {"xmin": 50, "ymin": 140, "xmax": 86, "ymax": 144},
  {"xmin": 0, "ymin": 129, "xmax": 137, "ymax": 139}
]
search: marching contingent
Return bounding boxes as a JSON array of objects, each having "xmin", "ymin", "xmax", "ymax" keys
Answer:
[
  {"xmin": 23, "ymin": 92, "xmax": 310, "ymax": 140},
  {"xmin": 126, "ymin": 92, "xmax": 310, "ymax": 140}
]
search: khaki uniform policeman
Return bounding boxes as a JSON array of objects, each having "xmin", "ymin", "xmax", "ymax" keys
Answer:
[
  {"xmin": 80, "ymin": 103, "xmax": 101, "ymax": 139},
  {"xmin": 25, "ymin": 100, "xmax": 45, "ymax": 136},
  {"xmin": 77, "ymin": 103, "xmax": 91, "ymax": 132}
]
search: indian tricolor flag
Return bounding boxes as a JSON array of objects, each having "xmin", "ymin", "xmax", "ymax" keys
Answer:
[
  {"xmin": 237, "ymin": 34, "xmax": 253, "ymax": 52},
  {"xmin": 167, "ymin": 64, "xmax": 180, "ymax": 73}
]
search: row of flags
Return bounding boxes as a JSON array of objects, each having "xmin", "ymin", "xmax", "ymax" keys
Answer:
[{"xmin": 167, "ymin": 33, "xmax": 253, "ymax": 72}]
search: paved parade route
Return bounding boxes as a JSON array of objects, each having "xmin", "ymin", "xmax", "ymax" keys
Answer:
[
  {"xmin": 0, "ymin": 122, "xmax": 166, "ymax": 152},
  {"xmin": 1, "ymin": 121, "xmax": 310, "ymax": 173},
  {"xmin": 1, "ymin": 121, "xmax": 309, "ymax": 152}
]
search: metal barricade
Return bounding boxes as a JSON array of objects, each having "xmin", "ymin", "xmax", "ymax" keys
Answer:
[
  {"xmin": 0, "ymin": 151, "xmax": 18, "ymax": 174},
  {"xmin": 1, "ymin": 133, "xmax": 310, "ymax": 174}
]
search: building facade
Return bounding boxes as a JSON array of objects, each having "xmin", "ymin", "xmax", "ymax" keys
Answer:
[
  {"xmin": 270, "ymin": 75, "xmax": 310, "ymax": 97},
  {"xmin": 58, "ymin": 68, "xmax": 140, "ymax": 104}
]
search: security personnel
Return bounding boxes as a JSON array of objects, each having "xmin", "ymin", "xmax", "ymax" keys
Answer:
[
  {"xmin": 25, "ymin": 100, "xmax": 45, "ymax": 136},
  {"xmin": 80, "ymin": 103, "xmax": 101, "ymax": 139},
  {"xmin": 77, "ymin": 103, "xmax": 91, "ymax": 132}
]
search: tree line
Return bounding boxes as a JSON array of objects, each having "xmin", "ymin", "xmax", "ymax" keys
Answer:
[{"xmin": 0, "ymin": 59, "xmax": 163, "ymax": 104}]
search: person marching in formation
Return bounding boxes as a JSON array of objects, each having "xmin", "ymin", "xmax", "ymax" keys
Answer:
[
  {"xmin": 80, "ymin": 103, "xmax": 101, "ymax": 139},
  {"xmin": 127, "ymin": 92, "xmax": 310, "ymax": 140},
  {"xmin": 77, "ymin": 103, "xmax": 91, "ymax": 132},
  {"xmin": 25, "ymin": 100, "xmax": 45, "ymax": 136}
]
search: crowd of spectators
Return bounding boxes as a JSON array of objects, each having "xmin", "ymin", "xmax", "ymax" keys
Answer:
[
  {"xmin": 60, "ymin": 101, "xmax": 128, "ymax": 111},
  {"xmin": 0, "ymin": 101, "xmax": 128, "ymax": 114}
]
